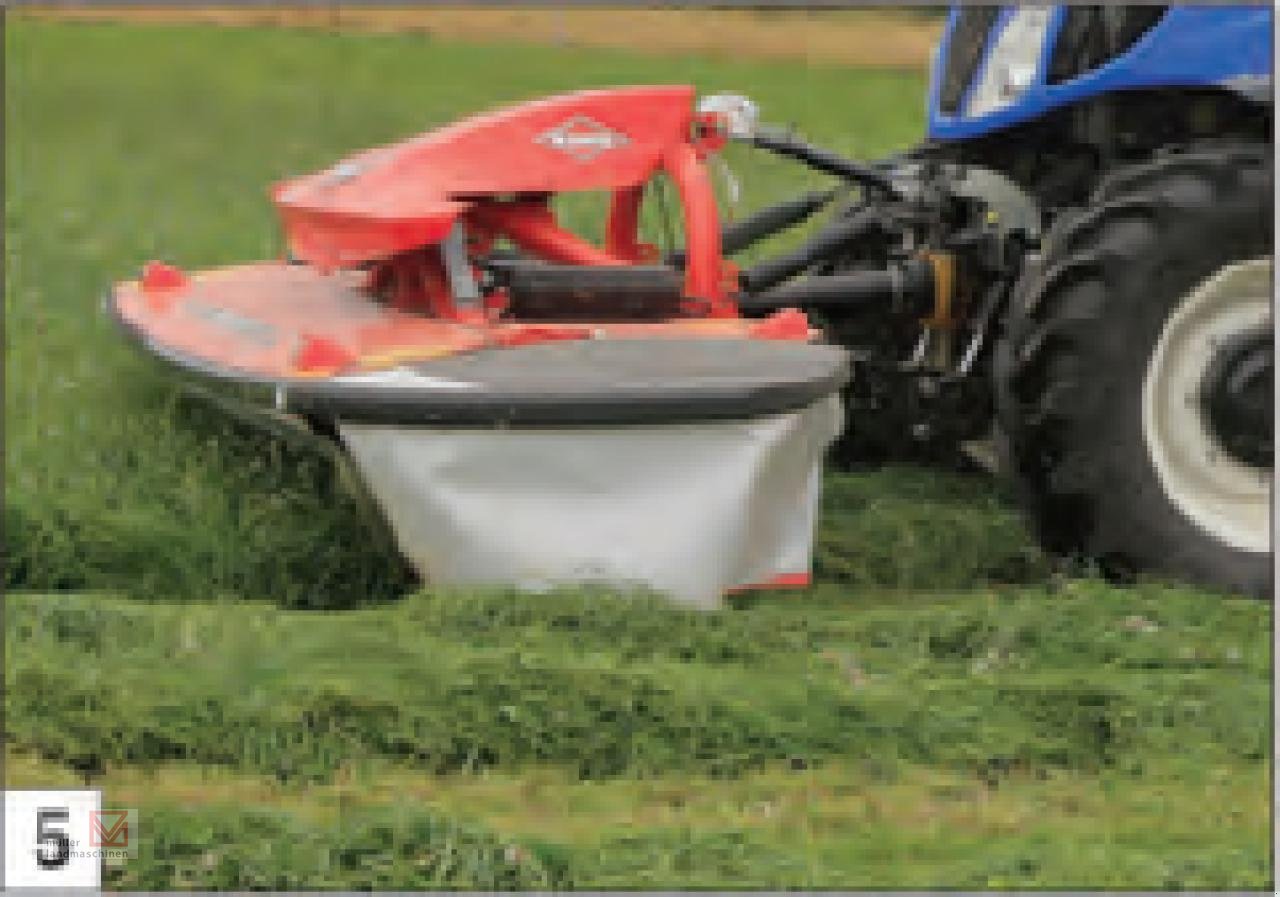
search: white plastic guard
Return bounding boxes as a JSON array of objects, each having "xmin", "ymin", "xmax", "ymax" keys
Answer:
[{"xmin": 339, "ymin": 393, "xmax": 841, "ymax": 609}]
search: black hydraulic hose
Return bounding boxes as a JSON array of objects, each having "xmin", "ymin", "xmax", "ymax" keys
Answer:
[
  {"xmin": 749, "ymin": 128, "xmax": 904, "ymax": 198},
  {"xmin": 739, "ymin": 205, "xmax": 887, "ymax": 294},
  {"xmin": 665, "ymin": 189, "xmax": 838, "ymax": 268},
  {"xmin": 736, "ymin": 257, "xmax": 935, "ymax": 317}
]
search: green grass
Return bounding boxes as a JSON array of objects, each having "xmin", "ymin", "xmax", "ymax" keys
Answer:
[
  {"xmin": 4, "ymin": 17, "xmax": 1272, "ymax": 890},
  {"xmin": 12, "ymin": 746, "xmax": 1267, "ymax": 889},
  {"xmin": 7, "ymin": 583, "xmax": 1271, "ymax": 888},
  {"xmin": 8, "ymin": 584, "xmax": 1270, "ymax": 781}
]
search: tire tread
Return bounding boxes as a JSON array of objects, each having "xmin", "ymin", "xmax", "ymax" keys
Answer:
[{"xmin": 995, "ymin": 143, "xmax": 1273, "ymax": 596}]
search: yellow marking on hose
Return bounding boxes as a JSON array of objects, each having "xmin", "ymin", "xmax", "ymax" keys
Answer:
[{"xmin": 922, "ymin": 250, "xmax": 955, "ymax": 328}]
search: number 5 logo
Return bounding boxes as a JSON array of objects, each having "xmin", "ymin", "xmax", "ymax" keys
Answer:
[
  {"xmin": 35, "ymin": 808, "xmax": 69, "ymax": 869},
  {"xmin": 3, "ymin": 789, "xmax": 100, "ymax": 889}
]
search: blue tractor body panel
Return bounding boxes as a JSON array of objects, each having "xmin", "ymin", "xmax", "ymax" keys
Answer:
[{"xmin": 927, "ymin": 5, "xmax": 1273, "ymax": 141}]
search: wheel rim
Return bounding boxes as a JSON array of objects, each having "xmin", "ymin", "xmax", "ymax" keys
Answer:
[{"xmin": 1143, "ymin": 257, "xmax": 1273, "ymax": 554}]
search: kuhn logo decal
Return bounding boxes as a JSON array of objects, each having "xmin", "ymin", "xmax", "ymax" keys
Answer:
[{"xmin": 535, "ymin": 115, "xmax": 630, "ymax": 161}]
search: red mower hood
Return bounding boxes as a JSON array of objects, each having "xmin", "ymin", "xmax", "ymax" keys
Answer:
[{"xmin": 273, "ymin": 85, "xmax": 696, "ymax": 268}]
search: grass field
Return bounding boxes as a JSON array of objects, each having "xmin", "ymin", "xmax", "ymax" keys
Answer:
[
  {"xmin": 4, "ymin": 18, "xmax": 1273, "ymax": 890},
  {"xmin": 24, "ymin": 7, "xmax": 944, "ymax": 68}
]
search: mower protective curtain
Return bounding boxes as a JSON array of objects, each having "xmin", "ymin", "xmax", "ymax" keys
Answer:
[{"xmin": 339, "ymin": 393, "xmax": 841, "ymax": 609}]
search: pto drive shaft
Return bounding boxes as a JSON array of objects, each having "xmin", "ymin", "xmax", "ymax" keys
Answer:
[{"xmin": 736, "ymin": 256, "xmax": 935, "ymax": 318}]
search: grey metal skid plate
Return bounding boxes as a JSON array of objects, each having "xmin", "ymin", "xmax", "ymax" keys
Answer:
[{"xmin": 283, "ymin": 339, "xmax": 851, "ymax": 427}]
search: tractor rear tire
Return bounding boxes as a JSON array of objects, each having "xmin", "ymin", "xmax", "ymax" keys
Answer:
[{"xmin": 994, "ymin": 144, "xmax": 1273, "ymax": 598}]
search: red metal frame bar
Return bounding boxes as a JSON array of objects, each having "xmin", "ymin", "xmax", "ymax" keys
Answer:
[
  {"xmin": 662, "ymin": 142, "xmax": 732, "ymax": 316},
  {"xmin": 605, "ymin": 185, "xmax": 646, "ymax": 262}
]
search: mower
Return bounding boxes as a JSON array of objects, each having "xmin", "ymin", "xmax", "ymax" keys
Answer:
[{"xmin": 111, "ymin": 5, "xmax": 1273, "ymax": 601}]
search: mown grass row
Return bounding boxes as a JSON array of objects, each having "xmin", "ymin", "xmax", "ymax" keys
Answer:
[
  {"xmin": 7, "ymin": 582, "xmax": 1271, "ymax": 888},
  {"xmin": 8, "ymin": 583, "xmax": 1267, "ymax": 786},
  {"xmin": 89, "ymin": 776, "xmax": 1263, "ymax": 891},
  {"xmin": 12, "ymin": 740, "xmax": 1271, "ymax": 889}
]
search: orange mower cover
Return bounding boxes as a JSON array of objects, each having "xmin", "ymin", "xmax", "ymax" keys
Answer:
[
  {"xmin": 106, "ymin": 86, "xmax": 849, "ymax": 608},
  {"xmin": 111, "ymin": 86, "xmax": 817, "ymax": 385}
]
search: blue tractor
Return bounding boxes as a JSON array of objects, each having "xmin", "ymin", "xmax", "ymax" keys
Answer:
[{"xmin": 718, "ymin": 5, "xmax": 1272, "ymax": 595}]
